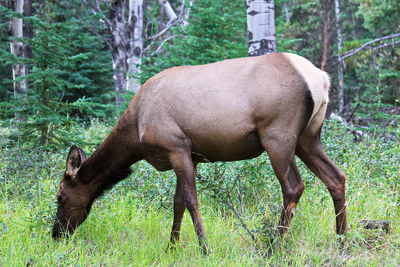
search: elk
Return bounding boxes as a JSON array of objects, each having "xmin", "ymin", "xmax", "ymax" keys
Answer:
[{"xmin": 52, "ymin": 53, "xmax": 347, "ymax": 254}]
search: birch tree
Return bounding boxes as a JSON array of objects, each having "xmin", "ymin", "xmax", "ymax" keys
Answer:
[
  {"xmin": 9, "ymin": 0, "xmax": 27, "ymax": 100},
  {"xmin": 109, "ymin": 0, "xmax": 143, "ymax": 108},
  {"xmin": 246, "ymin": 0, "xmax": 276, "ymax": 56},
  {"xmin": 126, "ymin": 0, "xmax": 143, "ymax": 94},
  {"xmin": 80, "ymin": 0, "xmax": 143, "ymax": 108},
  {"xmin": 60, "ymin": 0, "xmax": 189, "ymax": 108}
]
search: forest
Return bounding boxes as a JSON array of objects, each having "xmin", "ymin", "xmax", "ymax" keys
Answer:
[{"xmin": 0, "ymin": 0, "xmax": 399, "ymax": 265}]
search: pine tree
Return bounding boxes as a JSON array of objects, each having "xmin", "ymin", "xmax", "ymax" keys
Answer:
[{"xmin": 0, "ymin": 1, "xmax": 114, "ymax": 147}]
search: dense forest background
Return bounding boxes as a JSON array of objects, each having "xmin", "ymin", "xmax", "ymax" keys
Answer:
[{"xmin": 0, "ymin": 0, "xmax": 399, "ymax": 148}]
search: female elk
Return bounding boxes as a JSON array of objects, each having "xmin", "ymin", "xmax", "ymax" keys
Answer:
[{"xmin": 52, "ymin": 53, "xmax": 347, "ymax": 254}]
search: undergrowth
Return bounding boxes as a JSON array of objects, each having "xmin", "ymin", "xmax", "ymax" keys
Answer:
[{"xmin": 0, "ymin": 117, "xmax": 399, "ymax": 266}]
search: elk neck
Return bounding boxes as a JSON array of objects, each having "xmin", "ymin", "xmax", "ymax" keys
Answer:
[{"xmin": 79, "ymin": 108, "xmax": 144, "ymax": 190}]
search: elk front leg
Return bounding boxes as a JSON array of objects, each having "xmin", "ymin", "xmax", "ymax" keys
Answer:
[
  {"xmin": 278, "ymin": 160, "xmax": 305, "ymax": 236},
  {"xmin": 168, "ymin": 151, "xmax": 208, "ymax": 255},
  {"xmin": 260, "ymin": 131, "xmax": 305, "ymax": 239},
  {"xmin": 169, "ymin": 178, "xmax": 185, "ymax": 246}
]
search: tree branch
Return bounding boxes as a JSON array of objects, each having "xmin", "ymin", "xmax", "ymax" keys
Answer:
[
  {"xmin": 93, "ymin": 0, "xmax": 112, "ymax": 28},
  {"xmin": 342, "ymin": 33, "xmax": 400, "ymax": 60},
  {"xmin": 148, "ymin": 18, "xmax": 176, "ymax": 40},
  {"xmin": 150, "ymin": 34, "xmax": 177, "ymax": 55},
  {"xmin": 373, "ymin": 40, "xmax": 400, "ymax": 50},
  {"xmin": 158, "ymin": 0, "xmax": 188, "ymax": 27}
]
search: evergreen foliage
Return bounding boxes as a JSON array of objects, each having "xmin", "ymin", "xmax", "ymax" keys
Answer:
[
  {"xmin": 0, "ymin": 2, "xmax": 114, "ymax": 148},
  {"xmin": 141, "ymin": 0, "xmax": 247, "ymax": 82},
  {"xmin": 0, "ymin": 0, "xmax": 399, "ymax": 148}
]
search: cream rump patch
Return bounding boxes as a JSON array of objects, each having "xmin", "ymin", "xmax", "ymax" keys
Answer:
[{"xmin": 282, "ymin": 53, "xmax": 330, "ymax": 132}]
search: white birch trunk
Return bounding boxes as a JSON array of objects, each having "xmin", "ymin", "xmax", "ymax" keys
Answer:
[
  {"xmin": 10, "ymin": 0, "xmax": 27, "ymax": 99},
  {"xmin": 246, "ymin": 0, "xmax": 276, "ymax": 56},
  {"xmin": 335, "ymin": 0, "xmax": 344, "ymax": 113},
  {"xmin": 126, "ymin": 0, "xmax": 143, "ymax": 93},
  {"xmin": 110, "ymin": 0, "xmax": 128, "ymax": 108}
]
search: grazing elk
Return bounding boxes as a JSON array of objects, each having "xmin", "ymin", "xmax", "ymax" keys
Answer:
[{"xmin": 52, "ymin": 53, "xmax": 347, "ymax": 254}]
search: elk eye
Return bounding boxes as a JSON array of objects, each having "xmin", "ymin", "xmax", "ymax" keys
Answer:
[{"xmin": 57, "ymin": 195, "xmax": 63, "ymax": 203}]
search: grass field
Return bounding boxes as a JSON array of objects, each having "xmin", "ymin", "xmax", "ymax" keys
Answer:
[{"xmin": 0, "ymin": 118, "xmax": 399, "ymax": 266}]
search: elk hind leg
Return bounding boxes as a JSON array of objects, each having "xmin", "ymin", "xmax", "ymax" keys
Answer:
[{"xmin": 296, "ymin": 134, "xmax": 347, "ymax": 235}]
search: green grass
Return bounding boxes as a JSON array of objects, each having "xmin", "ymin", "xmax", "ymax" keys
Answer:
[{"xmin": 0, "ymin": 118, "xmax": 399, "ymax": 266}]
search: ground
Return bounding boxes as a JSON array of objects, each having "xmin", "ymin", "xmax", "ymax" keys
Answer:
[{"xmin": 0, "ymin": 118, "xmax": 399, "ymax": 266}]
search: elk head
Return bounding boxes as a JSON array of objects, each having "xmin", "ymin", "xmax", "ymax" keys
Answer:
[{"xmin": 52, "ymin": 145, "xmax": 93, "ymax": 239}]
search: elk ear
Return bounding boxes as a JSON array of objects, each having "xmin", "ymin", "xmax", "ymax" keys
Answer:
[{"xmin": 65, "ymin": 145, "xmax": 87, "ymax": 178}]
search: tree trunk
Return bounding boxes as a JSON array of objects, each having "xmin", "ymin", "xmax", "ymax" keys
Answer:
[
  {"xmin": 23, "ymin": 0, "xmax": 33, "ymax": 90},
  {"xmin": 320, "ymin": 0, "xmax": 331, "ymax": 71},
  {"xmin": 334, "ymin": 0, "xmax": 344, "ymax": 113},
  {"xmin": 10, "ymin": 0, "xmax": 27, "ymax": 100},
  {"xmin": 246, "ymin": 0, "xmax": 276, "ymax": 56},
  {"xmin": 110, "ymin": 0, "xmax": 128, "ymax": 109},
  {"xmin": 283, "ymin": 2, "xmax": 290, "ymax": 24},
  {"xmin": 109, "ymin": 0, "xmax": 143, "ymax": 107},
  {"xmin": 126, "ymin": 0, "xmax": 143, "ymax": 93},
  {"xmin": 23, "ymin": 0, "xmax": 33, "ymax": 59}
]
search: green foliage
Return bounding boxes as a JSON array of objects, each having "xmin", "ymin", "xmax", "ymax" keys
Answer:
[
  {"xmin": 340, "ymin": 0, "xmax": 400, "ymax": 119},
  {"xmin": 1, "ymin": 0, "xmax": 399, "ymax": 147},
  {"xmin": 141, "ymin": 0, "xmax": 247, "ymax": 82},
  {"xmin": 356, "ymin": 0, "xmax": 400, "ymax": 35},
  {"xmin": 0, "ymin": 3, "xmax": 114, "ymax": 148},
  {"xmin": 0, "ymin": 119, "xmax": 399, "ymax": 265}
]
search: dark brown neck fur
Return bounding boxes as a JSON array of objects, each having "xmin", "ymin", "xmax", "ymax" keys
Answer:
[{"xmin": 79, "ymin": 110, "xmax": 144, "ymax": 197}]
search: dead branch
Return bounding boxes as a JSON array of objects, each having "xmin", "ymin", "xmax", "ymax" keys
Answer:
[
  {"xmin": 373, "ymin": 40, "xmax": 400, "ymax": 50},
  {"xmin": 148, "ymin": 18, "xmax": 176, "ymax": 40},
  {"xmin": 342, "ymin": 33, "xmax": 400, "ymax": 60},
  {"xmin": 149, "ymin": 34, "xmax": 177, "ymax": 55}
]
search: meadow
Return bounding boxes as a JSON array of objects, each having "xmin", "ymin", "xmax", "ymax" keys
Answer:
[{"xmin": 0, "ymin": 117, "xmax": 399, "ymax": 266}]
